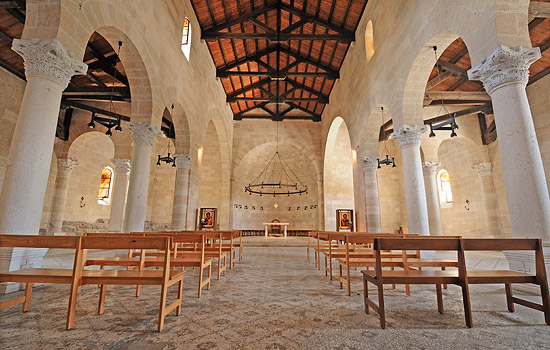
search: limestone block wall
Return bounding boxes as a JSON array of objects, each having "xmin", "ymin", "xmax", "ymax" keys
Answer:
[
  {"xmin": 61, "ymin": 132, "xmax": 115, "ymax": 234},
  {"xmin": 146, "ymin": 139, "xmax": 177, "ymax": 228},
  {"xmin": 231, "ymin": 120, "xmax": 322, "ymax": 231},
  {"xmin": 377, "ymin": 139, "xmax": 406, "ymax": 233},
  {"xmin": 198, "ymin": 124, "xmax": 223, "ymax": 227},
  {"xmin": 438, "ymin": 139, "xmax": 489, "ymax": 237}
]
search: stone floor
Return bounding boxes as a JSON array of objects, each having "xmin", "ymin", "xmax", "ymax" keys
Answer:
[{"xmin": 1, "ymin": 237, "xmax": 549, "ymax": 349}]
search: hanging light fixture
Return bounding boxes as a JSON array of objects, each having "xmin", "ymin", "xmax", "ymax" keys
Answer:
[
  {"xmin": 87, "ymin": 41, "xmax": 125, "ymax": 136},
  {"xmin": 157, "ymin": 137, "xmax": 177, "ymax": 167},
  {"xmin": 245, "ymin": 122, "xmax": 307, "ymax": 196},
  {"xmin": 377, "ymin": 107, "xmax": 396, "ymax": 169},
  {"xmin": 428, "ymin": 46, "xmax": 459, "ymax": 138}
]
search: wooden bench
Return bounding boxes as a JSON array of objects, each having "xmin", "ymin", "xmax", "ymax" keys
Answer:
[
  {"xmin": 80, "ymin": 235, "xmax": 184, "ymax": 331},
  {"xmin": 461, "ymin": 238, "xmax": 550, "ymax": 326},
  {"xmin": 363, "ymin": 237, "xmax": 550, "ymax": 328},
  {"xmin": 0, "ymin": 234, "xmax": 83, "ymax": 329},
  {"xmin": 362, "ymin": 237, "xmax": 469, "ymax": 329},
  {"xmin": 232, "ymin": 230, "xmax": 243, "ymax": 261}
]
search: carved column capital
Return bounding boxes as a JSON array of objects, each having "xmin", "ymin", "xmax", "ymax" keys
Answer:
[
  {"xmin": 391, "ymin": 124, "xmax": 427, "ymax": 149},
  {"xmin": 111, "ymin": 158, "xmax": 131, "ymax": 176},
  {"xmin": 173, "ymin": 154, "xmax": 191, "ymax": 170},
  {"xmin": 127, "ymin": 122, "xmax": 163, "ymax": 146},
  {"xmin": 57, "ymin": 158, "xmax": 78, "ymax": 174},
  {"xmin": 362, "ymin": 156, "xmax": 379, "ymax": 172},
  {"xmin": 468, "ymin": 45, "xmax": 541, "ymax": 95},
  {"xmin": 472, "ymin": 162, "xmax": 492, "ymax": 177},
  {"xmin": 12, "ymin": 38, "xmax": 87, "ymax": 89},
  {"xmin": 422, "ymin": 161, "xmax": 441, "ymax": 177}
]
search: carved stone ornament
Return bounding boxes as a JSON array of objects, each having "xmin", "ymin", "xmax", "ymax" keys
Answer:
[
  {"xmin": 57, "ymin": 158, "xmax": 78, "ymax": 173},
  {"xmin": 12, "ymin": 38, "xmax": 88, "ymax": 89},
  {"xmin": 468, "ymin": 45, "xmax": 541, "ymax": 95},
  {"xmin": 174, "ymin": 154, "xmax": 192, "ymax": 170},
  {"xmin": 111, "ymin": 158, "xmax": 131, "ymax": 175},
  {"xmin": 422, "ymin": 161, "xmax": 441, "ymax": 176},
  {"xmin": 127, "ymin": 122, "xmax": 163, "ymax": 146},
  {"xmin": 362, "ymin": 156, "xmax": 379, "ymax": 172},
  {"xmin": 391, "ymin": 124, "xmax": 427, "ymax": 149},
  {"xmin": 472, "ymin": 162, "xmax": 492, "ymax": 177}
]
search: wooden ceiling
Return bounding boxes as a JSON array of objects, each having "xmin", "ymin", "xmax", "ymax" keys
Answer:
[{"xmin": 190, "ymin": 0, "xmax": 368, "ymax": 121}]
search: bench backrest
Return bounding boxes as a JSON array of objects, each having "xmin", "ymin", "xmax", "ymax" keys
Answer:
[
  {"xmin": 0, "ymin": 234, "xmax": 80, "ymax": 249},
  {"xmin": 461, "ymin": 238, "xmax": 541, "ymax": 251},
  {"xmin": 375, "ymin": 237, "xmax": 462, "ymax": 251},
  {"xmin": 81, "ymin": 236, "xmax": 170, "ymax": 251}
]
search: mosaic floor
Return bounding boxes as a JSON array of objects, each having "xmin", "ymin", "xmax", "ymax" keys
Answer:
[{"xmin": 1, "ymin": 237, "xmax": 549, "ymax": 349}]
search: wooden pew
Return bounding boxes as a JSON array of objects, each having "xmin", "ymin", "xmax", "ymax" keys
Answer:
[
  {"xmin": 139, "ymin": 232, "xmax": 213, "ymax": 297},
  {"xmin": 80, "ymin": 235, "xmax": 184, "ymax": 331},
  {"xmin": 362, "ymin": 237, "xmax": 470, "ymax": 329},
  {"xmin": 461, "ymin": 238, "xmax": 550, "ymax": 325},
  {"xmin": 232, "ymin": 230, "xmax": 243, "ymax": 261},
  {"xmin": 314, "ymin": 231, "xmax": 340, "ymax": 269},
  {"xmin": 0, "ymin": 234, "xmax": 84, "ymax": 330},
  {"xmin": 306, "ymin": 231, "xmax": 317, "ymax": 262}
]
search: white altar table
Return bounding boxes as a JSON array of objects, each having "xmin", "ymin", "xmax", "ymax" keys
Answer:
[{"xmin": 263, "ymin": 222, "xmax": 289, "ymax": 237}]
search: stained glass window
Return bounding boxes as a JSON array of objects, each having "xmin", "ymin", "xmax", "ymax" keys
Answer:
[{"xmin": 98, "ymin": 167, "xmax": 113, "ymax": 205}]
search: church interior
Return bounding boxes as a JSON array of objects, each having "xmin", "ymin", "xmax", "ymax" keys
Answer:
[{"xmin": 1, "ymin": 0, "xmax": 550, "ymax": 348}]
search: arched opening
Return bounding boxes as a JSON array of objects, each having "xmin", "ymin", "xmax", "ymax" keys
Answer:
[
  {"xmin": 181, "ymin": 17, "xmax": 191, "ymax": 60},
  {"xmin": 365, "ymin": 20, "xmax": 375, "ymax": 63},
  {"xmin": 437, "ymin": 169, "xmax": 452, "ymax": 208},
  {"xmin": 98, "ymin": 166, "xmax": 113, "ymax": 205},
  {"xmin": 65, "ymin": 132, "xmax": 115, "ymax": 234},
  {"xmin": 324, "ymin": 117, "xmax": 355, "ymax": 231},
  {"xmin": 198, "ymin": 121, "xmax": 223, "ymax": 229}
]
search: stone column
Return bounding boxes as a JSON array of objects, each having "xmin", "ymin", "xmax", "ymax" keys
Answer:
[
  {"xmin": 0, "ymin": 39, "xmax": 86, "ymax": 235},
  {"xmin": 472, "ymin": 162, "xmax": 500, "ymax": 238},
  {"xmin": 123, "ymin": 123, "xmax": 163, "ymax": 233},
  {"xmin": 468, "ymin": 45, "xmax": 550, "ymax": 241},
  {"xmin": 49, "ymin": 158, "xmax": 79, "ymax": 234},
  {"xmin": 422, "ymin": 161, "xmax": 442, "ymax": 236},
  {"xmin": 317, "ymin": 180, "xmax": 324, "ymax": 230},
  {"xmin": 363, "ymin": 156, "xmax": 381, "ymax": 233},
  {"xmin": 108, "ymin": 158, "xmax": 131, "ymax": 232},
  {"xmin": 171, "ymin": 154, "xmax": 192, "ymax": 230},
  {"xmin": 391, "ymin": 125, "xmax": 430, "ymax": 235},
  {"xmin": 0, "ymin": 39, "xmax": 86, "ymax": 292}
]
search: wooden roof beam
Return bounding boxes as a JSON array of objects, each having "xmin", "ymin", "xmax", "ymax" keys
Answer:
[
  {"xmin": 226, "ymin": 77, "xmax": 271, "ymax": 100},
  {"xmin": 218, "ymin": 70, "xmax": 338, "ymax": 79},
  {"xmin": 227, "ymin": 96, "xmax": 328, "ymax": 104},
  {"xmin": 280, "ymin": 3, "xmax": 354, "ymax": 37},
  {"xmin": 202, "ymin": 3, "xmax": 278, "ymax": 35},
  {"xmin": 202, "ymin": 32, "xmax": 354, "ymax": 43},
  {"xmin": 0, "ymin": 1, "xmax": 25, "ymax": 9},
  {"xmin": 233, "ymin": 101, "xmax": 270, "ymax": 120},
  {"xmin": 285, "ymin": 78, "xmax": 329, "ymax": 101},
  {"xmin": 61, "ymin": 100, "xmax": 131, "ymax": 121}
]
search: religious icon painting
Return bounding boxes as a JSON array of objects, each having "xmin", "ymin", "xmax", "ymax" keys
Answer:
[
  {"xmin": 199, "ymin": 208, "xmax": 217, "ymax": 230},
  {"xmin": 336, "ymin": 209, "xmax": 354, "ymax": 232}
]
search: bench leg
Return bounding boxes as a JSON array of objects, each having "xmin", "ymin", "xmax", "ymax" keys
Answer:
[
  {"xmin": 538, "ymin": 280, "xmax": 550, "ymax": 325},
  {"xmin": 339, "ymin": 264, "xmax": 343, "ymax": 289},
  {"xmin": 158, "ymin": 284, "xmax": 168, "ymax": 331},
  {"xmin": 176, "ymin": 278, "xmax": 183, "ymax": 316},
  {"xmin": 307, "ymin": 246, "xmax": 310, "ymax": 262},
  {"xmin": 505, "ymin": 283, "xmax": 515, "ymax": 313},
  {"xmin": 66, "ymin": 281, "xmax": 80, "ymax": 330},
  {"xmin": 436, "ymin": 284, "xmax": 444, "ymax": 314},
  {"xmin": 98, "ymin": 285, "xmax": 107, "ymax": 315},
  {"xmin": 461, "ymin": 283, "xmax": 473, "ymax": 328},
  {"xmin": 198, "ymin": 264, "xmax": 204, "ymax": 298},
  {"xmin": 207, "ymin": 263, "xmax": 212, "ymax": 289},
  {"xmin": 329, "ymin": 258, "xmax": 333, "ymax": 281},
  {"xmin": 378, "ymin": 283, "xmax": 386, "ymax": 329},
  {"xmin": 442, "ymin": 267, "xmax": 448, "ymax": 289},
  {"xmin": 346, "ymin": 264, "xmax": 351, "ymax": 296},
  {"xmin": 363, "ymin": 278, "xmax": 369, "ymax": 314},
  {"xmin": 22, "ymin": 283, "xmax": 33, "ymax": 312},
  {"xmin": 324, "ymin": 256, "xmax": 328, "ymax": 277}
]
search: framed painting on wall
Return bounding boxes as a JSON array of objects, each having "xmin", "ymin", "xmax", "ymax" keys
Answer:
[
  {"xmin": 199, "ymin": 208, "xmax": 217, "ymax": 230},
  {"xmin": 336, "ymin": 209, "xmax": 354, "ymax": 232}
]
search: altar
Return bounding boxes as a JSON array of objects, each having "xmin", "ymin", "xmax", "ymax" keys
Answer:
[{"xmin": 262, "ymin": 222, "xmax": 289, "ymax": 237}]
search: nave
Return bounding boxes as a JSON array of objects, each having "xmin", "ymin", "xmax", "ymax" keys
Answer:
[{"xmin": 1, "ymin": 237, "xmax": 548, "ymax": 350}]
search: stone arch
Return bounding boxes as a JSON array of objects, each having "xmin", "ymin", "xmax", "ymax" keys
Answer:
[
  {"xmin": 324, "ymin": 117, "xmax": 355, "ymax": 231},
  {"xmin": 232, "ymin": 141, "xmax": 319, "ymax": 230},
  {"xmin": 197, "ymin": 119, "xmax": 231, "ymax": 229},
  {"xmin": 172, "ymin": 102, "xmax": 191, "ymax": 154},
  {"xmin": 63, "ymin": 131, "xmax": 115, "ymax": 234}
]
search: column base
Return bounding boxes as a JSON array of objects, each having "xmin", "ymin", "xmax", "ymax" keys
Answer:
[
  {"xmin": 503, "ymin": 245, "xmax": 550, "ymax": 294},
  {"xmin": 0, "ymin": 247, "xmax": 49, "ymax": 294}
]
